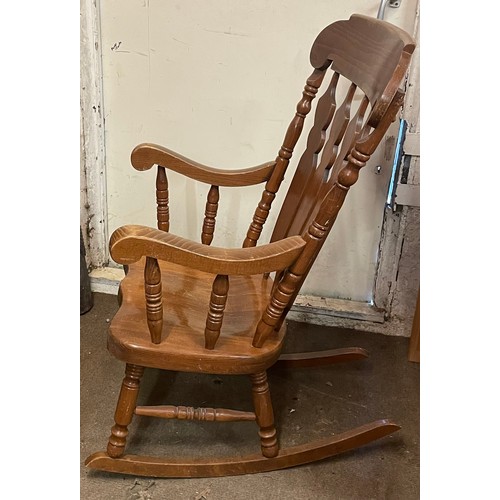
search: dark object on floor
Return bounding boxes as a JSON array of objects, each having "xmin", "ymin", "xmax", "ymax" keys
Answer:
[
  {"xmin": 80, "ymin": 228, "xmax": 93, "ymax": 315},
  {"xmin": 85, "ymin": 14, "xmax": 415, "ymax": 478}
]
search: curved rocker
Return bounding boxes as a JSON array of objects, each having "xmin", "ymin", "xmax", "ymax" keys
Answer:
[
  {"xmin": 274, "ymin": 347, "xmax": 369, "ymax": 369},
  {"xmin": 85, "ymin": 419, "xmax": 399, "ymax": 478}
]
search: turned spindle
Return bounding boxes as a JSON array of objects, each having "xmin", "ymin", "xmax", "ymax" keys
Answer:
[
  {"xmin": 156, "ymin": 166, "xmax": 169, "ymax": 231},
  {"xmin": 135, "ymin": 405, "xmax": 256, "ymax": 422},
  {"xmin": 144, "ymin": 256, "xmax": 163, "ymax": 344},
  {"xmin": 201, "ymin": 185, "xmax": 219, "ymax": 245},
  {"xmin": 253, "ymin": 91, "xmax": 407, "ymax": 347},
  {"xmin": 204, "ymin": 274, "xmax": 229, "ymax": 349},
  {"xmin": 253, "ymin": 185, "xmax": 349, "ymax": 348},
  {"xmin": 243, "ymin": 69, "xmax": 325, "ymax": 248}
]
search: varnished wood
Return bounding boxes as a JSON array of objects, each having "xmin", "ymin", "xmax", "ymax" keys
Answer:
[
  {"xmin": 317, "ymin": 82, "xmax": 358, "ymax": 181},
  {"xmin": 250, "ymin": 371, "xmax": 278, "ymax": 458},
  {"xmin": 201, "ymin": 185, "xmax": 219, "ymax": 245},
  {"xmin": 204, "ymin": 274, "xmax": 229, "ymax": 349},
  {"xmin": 131, "ymin": 143, "xmax": 275, "ymax": 187},
  {"xmin": 156, "ymin": 166, "xmax": 169, "ymax": 231},
  {"xmin": 144, "ymin": 256, "xmax": 163, "ymax": 344},
  {"xmin": 107, "ymin": 364, "xmax": 144, "ymax": 458},
  {"xmin": 310, "ymin": 15, "xmax": 415, "ymax": 110},
  {"xmin": 87, "ymin": 15, "xmax": 416, "ymax": 478},
  {"xmin": 272, "ymin": 14, "xmax": 415, "ymax": 244},
  {"xmin": 274, "ymin": 347, "xmax": 369, "ymax": 369},
  {"xmin": 254, "ymin": 175, "xmax": 354, "ymax": 347},
  {"xmin": 279, "ymin": 90, "xmax": 371, "ymax": 242},
  {"xmin": 321, "ymin": 97, "xmax": 370, "ymax": 196},
  {"xmin": 108, "ymin": 259, "xmax": 286, "ymax": 375},
  {"xmin": 86, "ymin": 419, "xmax": 400, "ymax": 477},
  {"xmin": 298, "ymin": 94, "xmax": 370, "ymax": 238},
  {"xmin": 243, "ymin": 69, "xmax": 326, "ymax": 248},
  {"xmin": 269, "ymin": 91, "xmax": 408, "ymax": 331},
  {"xmin": 110, "ymin": 224, "xmax": 306, "ymax": 275},
  {"xmin": 271, "ymin": 72, "xmax": 343, "ymax": 243},
  {"xmin": 135, "ymin": 405, "xmax": 256, "ymax": 422}
]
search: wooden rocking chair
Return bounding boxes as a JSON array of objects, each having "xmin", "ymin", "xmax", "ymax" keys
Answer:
[{"xmin": 85, "ymin": 14, "xmax": 415, "ymax": 477}]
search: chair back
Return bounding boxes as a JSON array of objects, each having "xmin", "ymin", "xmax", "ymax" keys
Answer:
[{"xmin": 250, "ymin": 14, "xmax": 415, "ymax": 347}]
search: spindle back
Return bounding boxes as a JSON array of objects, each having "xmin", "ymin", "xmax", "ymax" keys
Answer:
[{"xmin": 243, "ymin": 14, "xmax": 415, "ymax": 250}]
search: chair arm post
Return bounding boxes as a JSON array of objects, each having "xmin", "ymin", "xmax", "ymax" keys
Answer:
[
  {"xmin": 156, "ymin": 166, "xmax": 169, "ymax": 231},
  {"xmin": 144, "ymin": 256, "xmax": 163, "ymax": 344},
  {"xmin": 201, "ymin": 185, "xmax": 220, "ymax": 245},
  {"xmin": 204, "ymin": 274, "xmax": 229, "ymax": 349}
]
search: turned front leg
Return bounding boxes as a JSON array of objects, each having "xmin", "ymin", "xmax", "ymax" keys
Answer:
[
  {"xmin": 250, "ymin": 371, "xmax": 278, "ymax": 458},
  {"xmin": 107, "ymin": 364, "xmax": 145, "ymax": 458}
]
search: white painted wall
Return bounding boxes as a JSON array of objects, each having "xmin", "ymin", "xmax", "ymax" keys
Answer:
[{"xmin": 98, "ymin": 0, "xmax": 418, "ymax": 302}]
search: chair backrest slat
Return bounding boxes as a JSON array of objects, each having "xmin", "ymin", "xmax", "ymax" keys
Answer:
[
  {"xmin": 266, "ymin": 14, "xmax": 414, "ymax": 247},
  {"xmin": 249, "ymin": 14, "xmax": 415, "ymax": 347},
  {"xmin": 271, "ymin": 71, "xmax": 339, "ymax": 239},
  {"xmin": 242, "ymin": 69, "xmax": 326, "ymax": 248}
]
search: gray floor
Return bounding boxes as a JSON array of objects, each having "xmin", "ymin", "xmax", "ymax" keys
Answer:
[{"xmin": 81, "ymin": 293, "xmax": 419, "ymax": 499}]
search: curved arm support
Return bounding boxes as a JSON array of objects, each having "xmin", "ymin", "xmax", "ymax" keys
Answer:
[
  {"xmin": 131, "ymin": 143, "xmax": 276, "ymax": 187},
  {"xmin": 110, "ymin": 225, "xmax": 306, "ymax": 275}
]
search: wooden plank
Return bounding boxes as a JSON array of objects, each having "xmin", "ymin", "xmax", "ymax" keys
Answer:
[
  {"xmin": 408, "ymin": 290, "xmax": 420, "ymax": 362},
  {"xmin": 85, "ymin": 420, "xmax": 400, "ymax": 477},
  {"xmin": 403, "ymin": 132, "xmax": 419, "ymax": 156},
  {"xmin": 395, "ymin": 183, "xmax": 419, "ymax": 207},
  {"xmin": 90, "ymin": 267, "xmax": 124, "ymax": 295},
  {"xmin": 291, "ymin": 294, "xmax": 385, "ymax": 323}
]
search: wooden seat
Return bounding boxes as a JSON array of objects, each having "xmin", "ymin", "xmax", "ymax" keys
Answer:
[
  {"xmin": 109, "ymin": 258, "xmax": 286, "ymax": 374},
  {"xmin": 86, "ymin": 14, "xmax": 415, "ymax": 478}
]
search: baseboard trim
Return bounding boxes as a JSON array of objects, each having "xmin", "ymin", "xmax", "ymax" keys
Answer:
[
  {"xmin": 292, "ymin": 294, "xmax": 384, "ymax": 324},
  {"xmin": 89, "ymin": 267, "xmax": 124, "ymax": 295}
]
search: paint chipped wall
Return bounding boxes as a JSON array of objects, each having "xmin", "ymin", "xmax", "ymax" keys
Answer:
[
  {"xmin": 289, "ymin": 206, "xmax": 420, "ymax": 337},
  {"xmin": 388, "ymin": 207, "xmax": 419, "ymax": 335}
]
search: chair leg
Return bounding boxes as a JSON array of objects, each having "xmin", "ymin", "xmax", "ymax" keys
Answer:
[
  {"xmin": 107, "ymin": 363, "xmax": 145, "ymax": 458},
  {"xmin": 249, "ymin": 371, "xmax": 279, "ymax": 458}
]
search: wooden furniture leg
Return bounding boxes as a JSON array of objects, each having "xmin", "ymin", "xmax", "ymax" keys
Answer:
[
  {"xmin": 107, "ymin": 364, "xmax": 145, "ymax": 458},
  {"xmin": 250, "ymin": 371, "xmax": 279, "ymax": 458}
]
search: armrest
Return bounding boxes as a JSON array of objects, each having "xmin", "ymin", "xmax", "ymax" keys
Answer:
[
  {"xmin": 131, "ymin": 143, "xmax": 275, "ymax": 187},
  {"xmin": 110, "ymin": 225, "xmax": 306, "ymax": 275}
]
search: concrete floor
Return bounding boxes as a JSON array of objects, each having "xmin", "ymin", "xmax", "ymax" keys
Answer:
[{"xmin": 81, "ymin": 293, "xmax": 419, "ymax": 499}]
